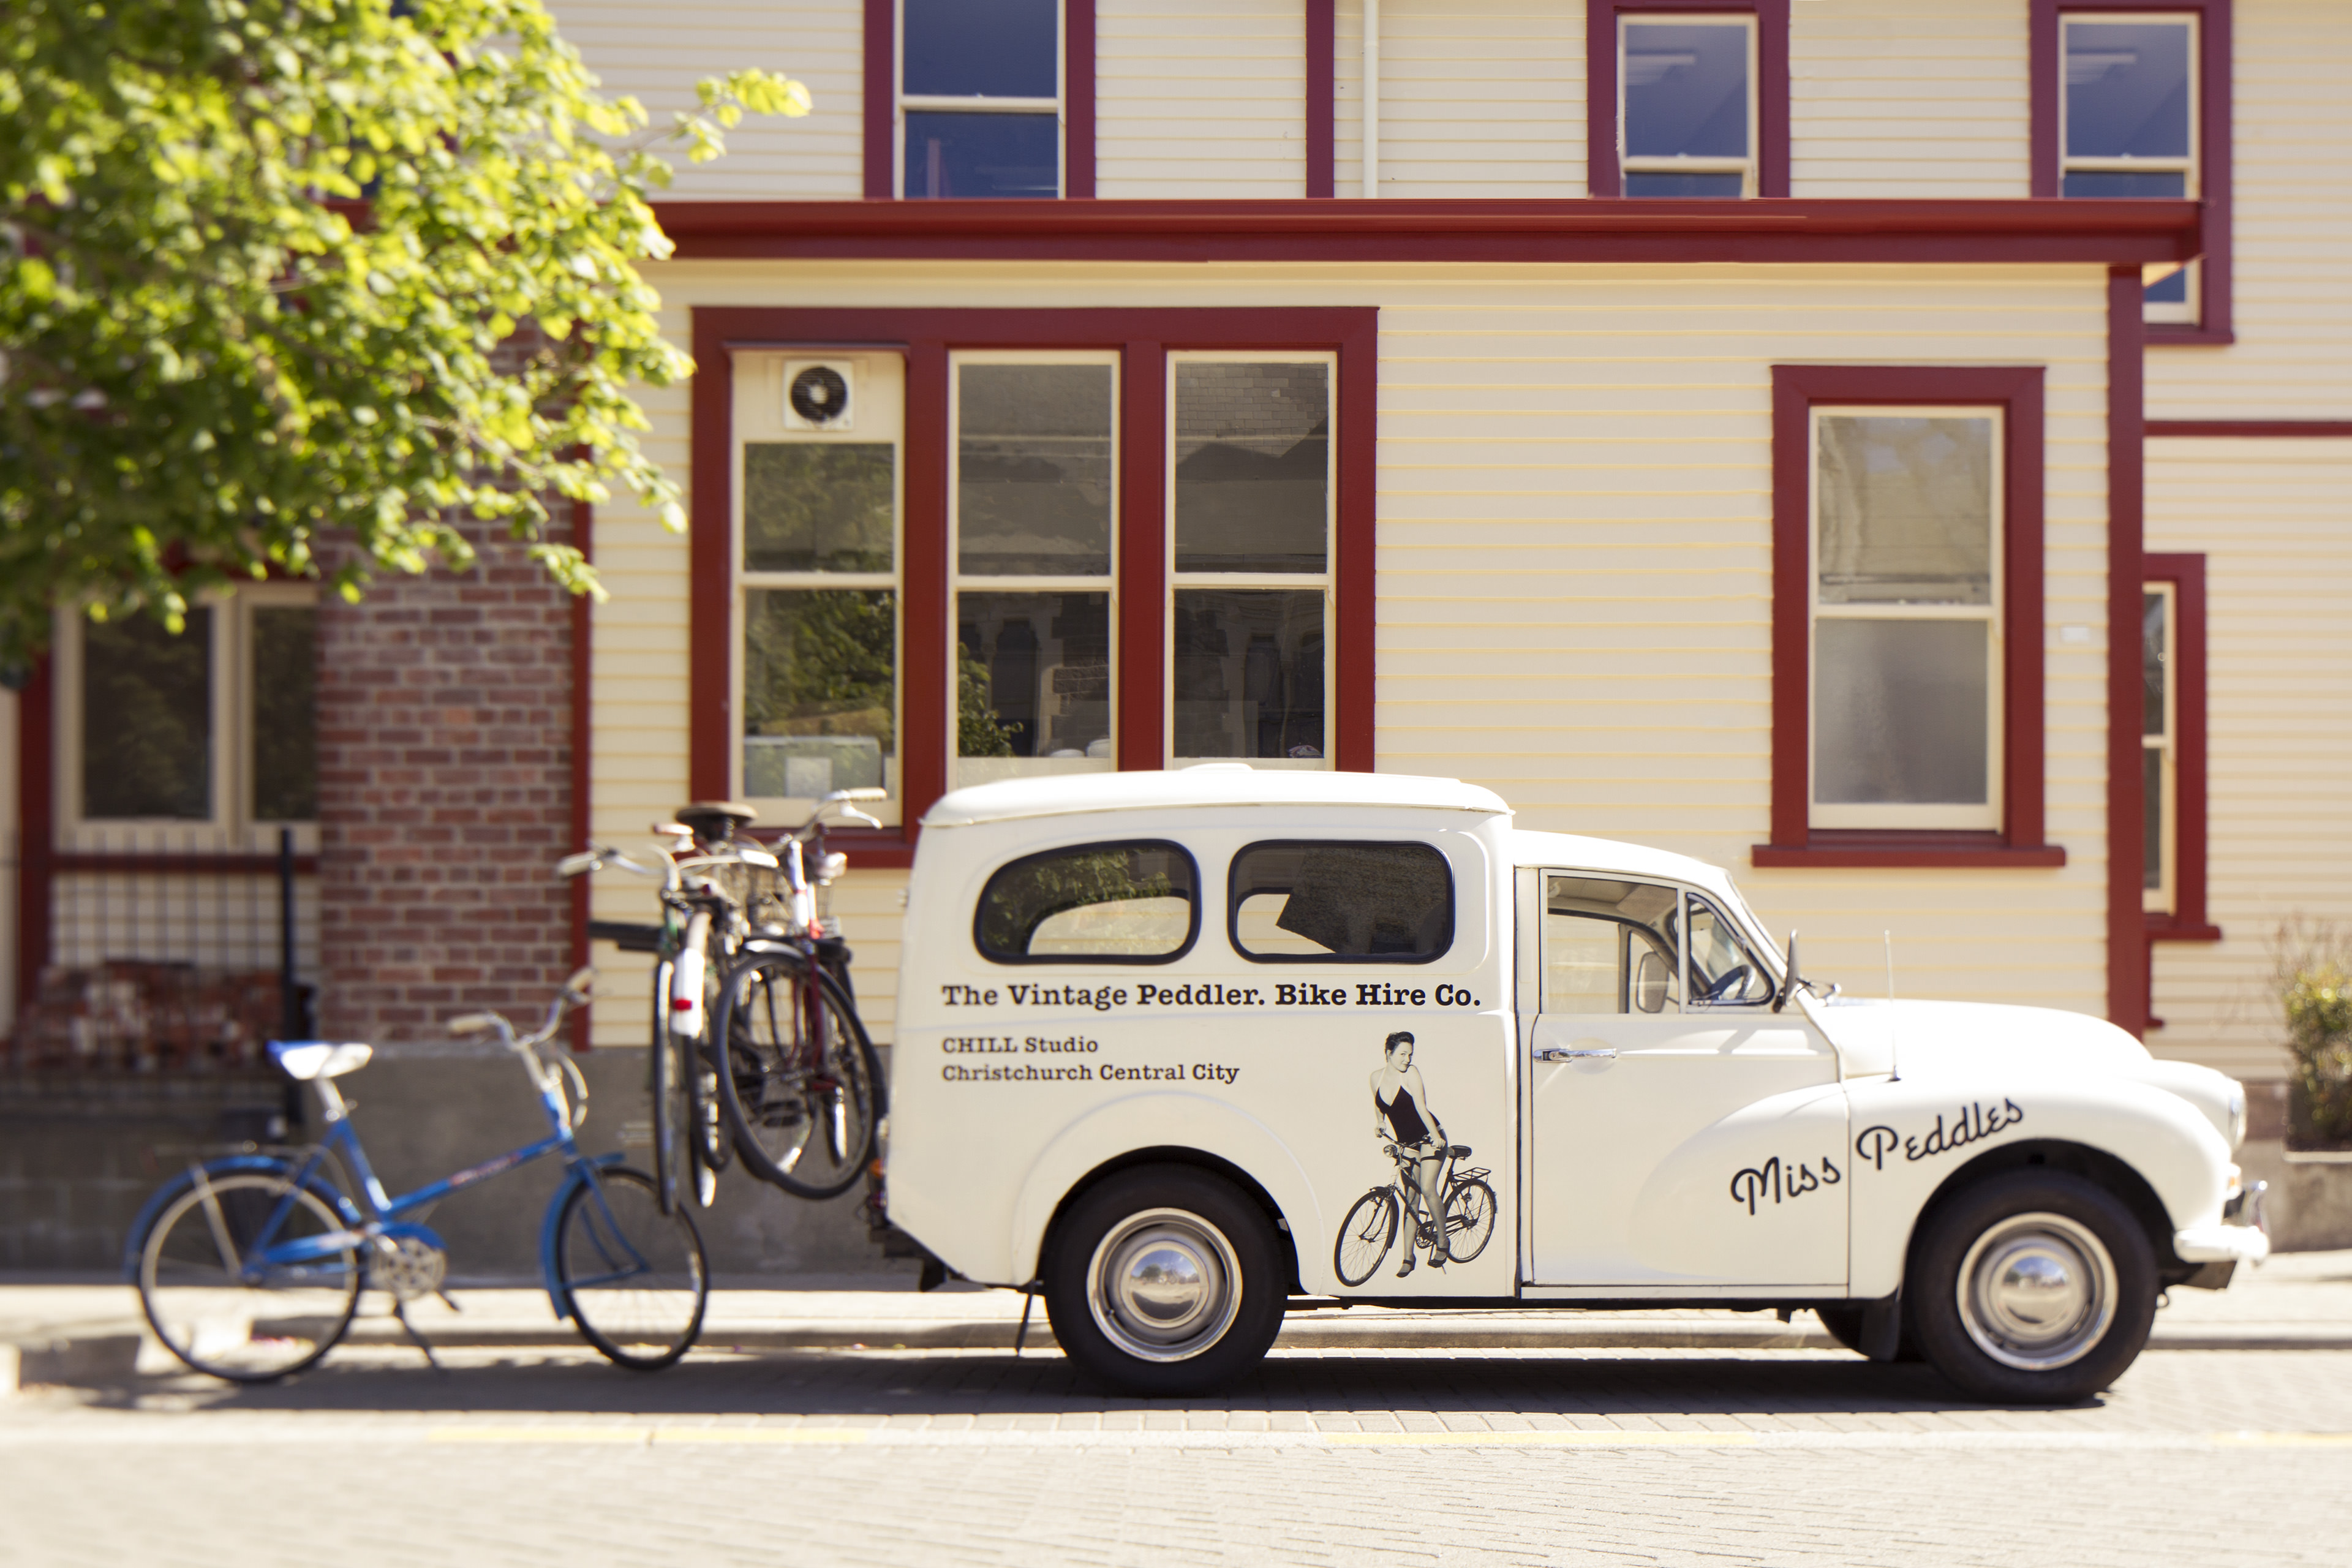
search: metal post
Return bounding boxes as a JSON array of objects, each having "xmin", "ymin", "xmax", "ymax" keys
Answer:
[{"xmin": 277, "ymin": 826, "xmax": 300, "ymax": 1042}]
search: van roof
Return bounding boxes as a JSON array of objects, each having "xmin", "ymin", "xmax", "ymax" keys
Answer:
[{"xmin": 921, "ymin": 767, "xmax": 1512, "ymax": 827}]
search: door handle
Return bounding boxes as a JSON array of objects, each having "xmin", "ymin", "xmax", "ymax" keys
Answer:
[{"xmin": 1534, "ymin": 1047, "xmax": 1616, "ymax": 1062}]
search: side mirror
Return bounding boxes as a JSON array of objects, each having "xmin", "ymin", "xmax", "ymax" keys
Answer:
[
  {"xmin": 1773, "ymin": 930, "xmax": 1801, "ymax": 1014},
  {"xmin": 1632, "ymin": 950, "xmax": 1672, "ymax": 1013}
]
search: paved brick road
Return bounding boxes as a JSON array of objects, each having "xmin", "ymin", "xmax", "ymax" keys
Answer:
[{"xmin": 4, "ymin": 1344, "xmax": 2348, "ymax": 1567}]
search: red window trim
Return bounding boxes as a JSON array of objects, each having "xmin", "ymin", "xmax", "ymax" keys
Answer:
[
  {"xmin": 863, "ymin": 0, "xmax": 1098, "ymax": 200},
  {"xmin": 688, "ymin": 307, "xmax": 1379, "ymax": 866},
  {"xmin": 1586, "ymin": 0, "xmax": 1791, "ymax": 199},
  {"xmin": 1306, "ymin": 0, "xmax": 1335, "ymax": 198},
  {"xmin": 2143, "ymin": 553, "xmax": 2218, "ymax": 943},
  {"xmin": 2030, "ymin": 0, "xmax": 2233, "ymax": 345},
  {"xmin": 1754, "ymin": 364, "xmax": 2057, "ymax": 870}
]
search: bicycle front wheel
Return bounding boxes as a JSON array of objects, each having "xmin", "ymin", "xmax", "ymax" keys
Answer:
[
  {"xmin": 649, "ymin": 957, "xmax": 693, "ymax": 1217},
  {"xmin": 714, "ymin": 952, "xmax": 880, "ymax": 1199},
  {"xmin": 1444, "ymin": 1177, "xmax": 1498, "ymax": 1264},
  {"xmin": 1333, "ymin": 1187, "xmax": 1399, "ymax": 1287},
  {"xmin": 556, "ymin": 1166, "xmax": 709, "ymax": 1370},
  {"xmin": 137, "ymin": 1170, "xmax": 360, "ymax": 1382}
]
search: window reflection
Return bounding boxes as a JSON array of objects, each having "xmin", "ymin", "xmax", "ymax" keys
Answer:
[
  {"xmin": 1171, "ymin": 589, "xmax": 1325, "ymax": 763},
  {"xmin": 83, "ymin": 611, "xmax": 213, "ymax": 820},
  {"xmin": 957, "ymin": 363, "xmax": 1114, "ymax": 576}
]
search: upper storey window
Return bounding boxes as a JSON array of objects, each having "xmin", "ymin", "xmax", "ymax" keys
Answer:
[
  {"xmin": 899, "ymin": 0, "xmax": 1063, "ymax": 198},
  {"xmin": 1619, "ymin": 17, "xmax": 1757, "ymax": 197},
  {"xmin": 2062, "ymin": 15, "xmax": 2199, "ymax": 322}
]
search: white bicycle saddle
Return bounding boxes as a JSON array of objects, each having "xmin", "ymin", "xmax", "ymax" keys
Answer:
[{"xmin": 271, "ymin": 1041, "xmax": 374, "ymax": 1080}]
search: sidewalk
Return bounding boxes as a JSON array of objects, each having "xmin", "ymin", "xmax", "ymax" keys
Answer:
[{"xmin": 6, "ymin": 1252, "xmax": 2346, "ymax": 1391}]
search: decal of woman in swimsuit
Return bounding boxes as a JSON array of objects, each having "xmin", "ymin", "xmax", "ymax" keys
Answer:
[{"xmin": 1370, "ymin": 1030, "xmax": 1447, "ymax": 1276}]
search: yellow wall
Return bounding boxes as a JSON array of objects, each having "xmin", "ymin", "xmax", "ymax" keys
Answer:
[
  {"xmin": 1098, "ymin": 0, "xmax": 1308, "ymax": 198},
  {"xmin": 2146, "ymin": 437, "xmax": 2352, "ymax": 1081},
  {"xmin": 584, "ymin": 260, "xmax": 2119, "ymax": 1046},
  {"xmin": 1789, "ymin": 0, "xmax": 2030, "ymax": 198}
]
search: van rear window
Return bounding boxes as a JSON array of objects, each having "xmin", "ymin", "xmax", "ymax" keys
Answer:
[
  {"xmin": 974, "ymin": 841, "xmax": 1199, "ymax": 963},
  {"xmin": 1228, "ymin": 841, "xmax": 1453, "ymax": 963}
]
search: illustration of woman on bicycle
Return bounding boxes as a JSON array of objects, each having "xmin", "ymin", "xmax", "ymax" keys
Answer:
[{"xmin": 1370, "ymin": 1030, "xmax": 1447, "ymax": 1277}]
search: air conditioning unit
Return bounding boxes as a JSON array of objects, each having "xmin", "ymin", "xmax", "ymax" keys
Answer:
[{"xmin": 783, "ymin": 360, "xmax": 856, "ymax": 431}]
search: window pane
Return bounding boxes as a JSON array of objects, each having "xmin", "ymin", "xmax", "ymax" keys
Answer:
[
  {"xmin": 744, "ymin": 443, "xmax": 895, "ymax": 574},
  {"xmin": 2143, "ymin": 263, "xmax": 2190, "ymax": 305},
  {"xmin": 1544, "ymin": 876, "xmax": 1680, "ymax": 1014},
  {"xmin": 957, "ymin": 591, "xmax": 1111, "ymax": 760},
  {"xmin": 742, "ymin": 589, "xmax": 895, "ymax": 798},
  {"xmin": 1689, "ymin": 897, "xmax": 1772, "ymax": 1006},
  {"xmin": 1623, "ymin": 22, "xmax": 1750, "ymax": 159},
  {"xmin": 903, "ymin": 0, "xmax": 1058, "ymax": 98},
  {"xmin": 2065, "ymin": 20, "xmax": 2192, "ymax": 159},
  {"xmin": 976, "ymin": 841, "xmax": 1198, "ymax": 963},
  {"xmin": 83, "ymin": 609, "xmax": 212, "ymax": 820},
  {"xmin": 1814, "ymin": 619, "xmax": 1991, "ymax": 805},
  {"xmin": 1624, "ymin": 171, "xmax": 1744, "ymax": 198},
  {"xmin": 2060, "ymin": 170, "xmax": 2188, "ymax": 198},
  {"xmin": 957, "ymin": 363, "xmax": 1112, "ymax": 576},
  {"xmin": 1171, "ymin": 589, "xmax": 1325, "ymax": 762},
  {"xmin": 1816, "ymin": 415, "xmax": 1994, "ymax": 606},
  {"xmin": 2143, "ymin": 590, "xmax": 2168, "ymax": 736},
  {"xmin": 1230, "ymin": 842, "xmax": 1453, "ymax": 962},
  {"xmin": 251, "ymin": 606, "xmax": 318, "ymax": 822},
  {"xmin": 905, "ymin": 111, "xmax": 1059, "ymax": 198},
  {"xmin": 2143, "ymin": 746, "xmax": 2165, "ymax": 892},
  {"xmin": 1174, "ymin": 363, "xmax": 1329, "ymax": 573}
]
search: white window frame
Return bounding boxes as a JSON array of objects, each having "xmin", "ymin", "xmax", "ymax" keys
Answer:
[
  {"xmin": 1807, "ymin": 404, "xmax": 2006, "ymax": 833},
  {"xmin": 1165, "ymin": 350, "xmax": 1338, "ymax": 772},
  {"xmin": 732, "ymin": 350, "xmax": 908, "ymax": 827},
  {"xmin": 2060, "ymin": 10, "xmax": 2200, "ymax": 324},
  {"xmin": 2143, "ymin": 581, "xmax": 2177, "ymax": 914},
  {"xmin": 1618, "ymin": 12, "xmax": 1759, "ymax": 198},
  {"xmin": 895, "ymin": 0, "xmax": 1066, "ymax": 199},
  {"xmin": 948, "ymin": 348, "xmax": 1121, "ymax": 790},
  {"xmin": 55, "ymin": 583, "xmax": 320, "ymax": 850}
]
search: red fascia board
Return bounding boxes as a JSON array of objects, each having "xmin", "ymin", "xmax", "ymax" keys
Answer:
[
  {"xmin": 650, "ymin": 198, "xmax": 2202, "ymax": 266},
  {"xmin": 2147, "ymin": 421, "xmax": 2352, "ymax": 439}
]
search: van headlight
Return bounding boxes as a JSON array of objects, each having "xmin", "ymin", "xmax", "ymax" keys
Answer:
[{"xmin": 2227, "ymin": 1081, "xmax": 2247, "ymax": 1150}]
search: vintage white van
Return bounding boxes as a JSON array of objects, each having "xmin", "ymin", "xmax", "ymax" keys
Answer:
[{"xmin": 885, "ymin": 768, "xmax": 2269, "ymax": 1400}]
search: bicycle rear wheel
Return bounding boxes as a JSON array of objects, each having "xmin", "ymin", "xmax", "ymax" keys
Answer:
[
  {"xmin": 648, "ymin": 957, "xmax": 693, "ymax": 1216},
  {"xmin": 137, "ymin": 1169, "xmax": 360, "ymax": 1382},
  {"xmin": 1333, "ymin": 1187, "xmax": 1399, "ymax": 1287},
  {"xmin": 714, "ymin": 952, "xmax": 880, "ymax": 1200},
  {"xmin": 1444, "ymin": 1177, "xmax": 1498, "ymax": 1264},
  {"xmin": 556, "ymin": 1166, "xmax": 709, "ymax": 1370}
]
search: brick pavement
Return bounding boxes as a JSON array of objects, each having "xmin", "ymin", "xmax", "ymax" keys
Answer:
[{"xmin": 2, "ymin": 1344, "xmax": 2348, "ymax": 1567}]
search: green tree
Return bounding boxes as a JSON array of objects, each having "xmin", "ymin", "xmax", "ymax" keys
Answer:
[{"xmin": 0, "ymin": 0, "xmax": 806, "ymax": 665}]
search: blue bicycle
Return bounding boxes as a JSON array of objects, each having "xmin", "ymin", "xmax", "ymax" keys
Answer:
[{"xmin": 125, "ymin": 968, "xmax": 709, "ymax": 1381}]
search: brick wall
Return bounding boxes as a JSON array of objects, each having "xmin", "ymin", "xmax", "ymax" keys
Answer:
[{"xmin": 315, "ymin": 510, "xmax": 578, "ymax": 1042}]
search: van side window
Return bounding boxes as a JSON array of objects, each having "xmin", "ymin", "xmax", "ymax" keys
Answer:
[
  {"xmin": 1229, "ymin": 841, "xmax": 1453, "ymax": 963},
  {"xmin": 1543, "ymin": 876, "xmax": 1681, "ymax": 1014},
  {"xmin": 1687, "ymin": 894, "xmax": 1774, "ymax": 1006},
  {"xmin": 973, "ymin": 841, "xmax": 1199, "ymax": 963}
]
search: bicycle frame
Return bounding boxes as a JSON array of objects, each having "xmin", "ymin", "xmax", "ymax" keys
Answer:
[{"xmin": 165, "ymin": 1025, "xmax": 657, "ymax": 1325}]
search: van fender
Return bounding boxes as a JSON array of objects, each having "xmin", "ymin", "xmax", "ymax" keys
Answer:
[
  {"xmin": 538, "ymin": 1152, "xmax": 630, "ymax": 1322},
  {"xmin": 1005, "ymin": 1093, "xmax": 1325, "ymax": 1289},
  {"xmin": 1846, "ymin": 1072, "xmax": 2231, "ymax": 1298}
]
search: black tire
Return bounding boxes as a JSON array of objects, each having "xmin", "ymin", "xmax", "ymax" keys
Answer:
[
  {"xmin": 1908, "ymin": 1170, "xmax": 2157, "ymax": 1403},
  {"xmin": 556, "ymin": 1166, "xmax": 709, "ymax": 1371},
  {"xmin": 648, "ymin": 957, "xmax": 692, "ymax": 1217},
  {"xmin": 136, "ymin": 1169, "xmax": 361, "ymax": 1382},
  {"xmin": 714, "ymin": 952, "xmax": 880, "ymax": 1200},
  {"xmin": 1333, "ymin": 1187, "xmax": 1399, "ymax": 1286},
  {"xmin": 1444, "ymin": 1177, "xmax": 1498, "ymax": 1264},
  {"xmin": 1044, "ymin": 1165, "xmax": 1286, "ymax": 1396}
]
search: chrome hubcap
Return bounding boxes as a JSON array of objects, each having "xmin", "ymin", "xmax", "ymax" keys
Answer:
[
  {"xmin": 1956, "ymin": 1211, "xmax": 2117, "ymax": 1371},
  {"xmin": 1087, "ymin": 1208, "xmax": 1241, "ymax": 1363}
]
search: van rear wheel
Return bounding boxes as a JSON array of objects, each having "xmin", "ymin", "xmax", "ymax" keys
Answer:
[
  {"xmin": 1043, "ymin": 1166, "xmax": 1285, "ymax": 1396},
  {"xmin": 1909, "ymin": 1170, "xmax": 2155, "ymax": 1403}
]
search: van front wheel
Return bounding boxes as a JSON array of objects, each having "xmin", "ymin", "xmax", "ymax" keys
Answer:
[{"xmin": 1044, "ymin": 1166, "xmax": 1285, "ymax": 1396}]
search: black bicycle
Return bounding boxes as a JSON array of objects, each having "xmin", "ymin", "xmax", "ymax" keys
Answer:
[{"xmin": 1334, "ymin": 1141, "xmax": 1498, "ymax": 1286}]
